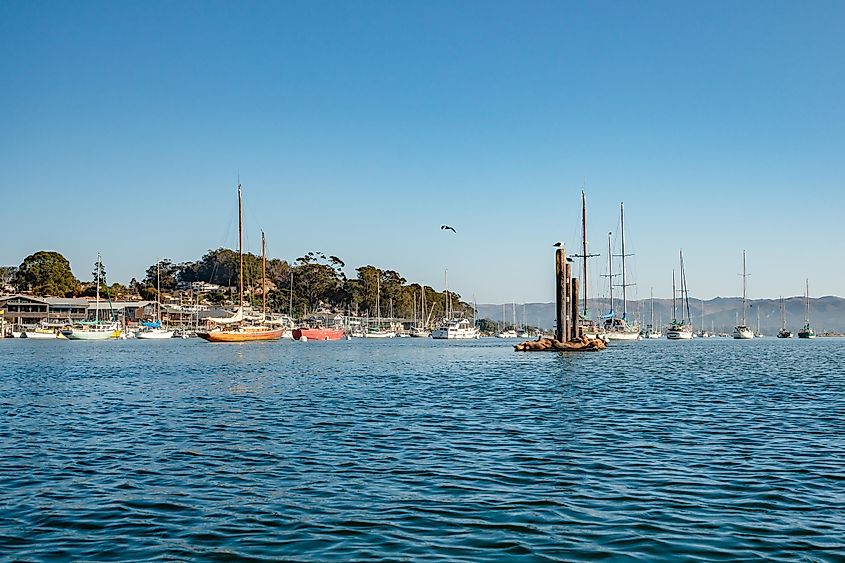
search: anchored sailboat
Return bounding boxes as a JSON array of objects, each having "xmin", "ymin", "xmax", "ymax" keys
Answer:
[
  {"xmin": 666, "ymin": 251, "xmax": 693, "ymax": 340},
  {"xmin": 64, "ymin": 253, "xmax": 121, "ymax": 340},
  {"xmin": 603, "ymin": 203, "xmax": 640, "ymax": 340},
  {"xmin": 198, "ymin": 182, "xmax": 284, "ymax": 342},
  {"xmin": 797, "ymin": 279, "xmax": 816, "ymax": 339},
  {"xmin": 733, "ymin": 250, "xmax": 754, "ymax": 339},
  {"xmin": 137, "ymin": 260, "xmax": 174, "ymax": 339}
]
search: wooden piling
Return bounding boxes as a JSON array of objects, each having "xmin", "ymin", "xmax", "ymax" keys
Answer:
[
  {"xmin": 555, "ymin": 249, "xmax": 566, "ymax": 342},
  {"xmin": 571, "ymin": 277, "xmax": 580, "ymax": 341}
]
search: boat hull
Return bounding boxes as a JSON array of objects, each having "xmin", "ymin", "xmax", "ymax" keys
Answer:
[
  {"xmin": 605, "ymin": 330, "xmax": 641, "ymax": 341},
  {"xmin": 293, "ymin": 328, "xmax": 344, "ymax": 341},
  {"xmin": 136, "ymin": 329, "xmax": 175, "ymax": 339},
  {"xmin": 22, "ymin": 330, "xmax": 58, "ymax": 339},
  {"xmin": 733, "ymin": 326, "xmax": 754, "ymax": 339},
  {"xmin": 65, "ymin": 329, "xmax": 120, "ymax": 340},
  {"xmin": 198, "ymin": 328, "xmax": 285, "ymax": 342},
  {"xmin": 666, "ymin": 330, "xmax": 693, "ymax": 340}
]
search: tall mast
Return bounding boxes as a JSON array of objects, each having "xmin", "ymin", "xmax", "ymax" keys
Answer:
[
  {"xmin": 261, "ymin": 231, "xmax": 267, "ymax": 318},
  {"xmin": 95, "ymin": 252, "xmax": 101, "ymax": 323},
  {"xmin": 289, "ymin": 271, "xmax": 294, "ymax": 317},
  {"xmin": 156, "ymin": 259, "xmax": 161, "ymax": 321},
  {"xmin": 740, "ymin": 250, "xmax": 749, "ymax": 325},
  {"xmin": 672, "ymin": 269, "xmax": 676, "ymax": 322},
  {"xmin": 620, "ymin": 203, "xmax": 627, "ymax": 319},
  {"xmin": 680, "ymin": 250, "xmax": 691, "ymax": 325},
  {"xmin": 607, "ymin": 231, "xmax": 614, "ymax": 317},
  {"xmin": 805, "ymin": 278, "xmax": 810, "ymax": 324},
  {"xmin": 780, "ymin": 296, "xmax": 785, "ymax": 330},
  {"xmin": 650, "ymin": 287, "xmax": 655, "ymax": 328},
  {"xmin": 444, "ymin": 269, "xmax": 449, "ymax": 318},
  {"xmin": 238, "ymin": 179, "xmax": 244, "ymax": 311},
  {"xmin": 572, "ymin": 190, "xmax": 599, "ymax": 319}
]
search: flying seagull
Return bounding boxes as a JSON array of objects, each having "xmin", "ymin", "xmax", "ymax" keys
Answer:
[{"xmin": 441, "ymin": 225, "xmax": 456, "ymax": 233}]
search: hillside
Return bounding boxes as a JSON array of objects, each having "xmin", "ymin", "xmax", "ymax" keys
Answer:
[{"xmin": 477, "ymin": 297, "xmax": 845, "ymax": 334}]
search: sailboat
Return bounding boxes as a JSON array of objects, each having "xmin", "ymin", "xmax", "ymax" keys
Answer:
[
  {"xmin": 410, "ymin": 288, "xmax": 431, "ymax": 337},
  {"xmin": 643, "ymin": 288, "xmax": 662, "ymax": 338},
  {"xmin": 364, "ymin": 275, "xmax": 395, "ymax": 337},
  {"xmin": 797, "ymin": 279, "xmax": 816, "ymax": 339},
  {"xmin": 64, "ymin": 253, "xmax": 121, "ymax": 340},
  {"xmin": 497, "ymin": 302, "xmax": 518, "ymax": 338},
  {"xmin": 733, "ymin": 250, "xmax": 754, "ymax": 339},
  {"xmin": 603, "ymin": 203, "xmax": 640, "ymax": 340},
  {"xmin": 777, "ymin": 296, "xmax": 792, "ymax": 338},
  {"xmin": 137, "ymin": 261, "xmax": 175, "ymax": 339},
  {"xmin": 198, "ymin": 182, "xmax": 285, "ymax": 342},
  {"xmin": 666, "ymin": 251, "xmax": 693, "ymax": 340},
  {"xmin": 431, "ymin": 269, "xmax": 480, "ymax": 339}
]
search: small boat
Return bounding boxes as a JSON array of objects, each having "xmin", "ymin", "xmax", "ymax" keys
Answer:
[
  {"xmin": 293, "ymin": 324, "xmax": 345, "ymax": 341},
  {"xmin": 136, "ymin": 261, "xmax": 174, "ymax": 339},
  {"xmin": 733, "ymin": 250, "xmax": 754, "ymax": 339},
  {"xmin": 602, "ymin": 204, "xmax": 641, "ymax": 341},
  {"xmin": 22, "ymin": 320, "xmax": 67, "ymax": 339},
  {"xmin": 431, "ymin": 316, "xmax": 480, "ymax": 339},
  {"xmin": 642, "ymin": 288, "xmax": 662, "ymax": 339},
  {"xmin": 666, "ymin": 251, "xmax": 693, "ymax": 340},
  {"xmin": 776, "ymin": 296, "xmax": 792, "ymax": 338},
  {"xmin": 797, "ymin": 279, "xmax": 816, "ymax": 339},
  {"xmin": 497, "ymin": 329, "xmax": 518, "ymax": 338},
  {"xmin": 430, "ymin": 269, "xmax": 480, "ymax": 339},
  {"xmin": 409, "ymin": 326, "xmax": 430, "ymax": 338},
  {"xmin": 65, "ymin": 253, "xmax": 121, "ymax": 340}
]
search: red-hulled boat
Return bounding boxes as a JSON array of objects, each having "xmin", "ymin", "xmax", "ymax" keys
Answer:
[{"xmin": 293, "ymin": 327, "xmax": 344, "ymax": 341}]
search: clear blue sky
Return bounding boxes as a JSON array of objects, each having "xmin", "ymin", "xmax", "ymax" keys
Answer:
[{"xmin": 2, "ymin": 0, "xmax": 843, "ymax": 303}]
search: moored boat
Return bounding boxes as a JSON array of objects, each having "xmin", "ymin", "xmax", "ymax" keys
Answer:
[
  {"xmin": 797, "ymin": 279, "xmax": 816, "ymax": 339},
  {"xmin": 732, "ymin": 251, "xmax": 754, "ymax": 339}
]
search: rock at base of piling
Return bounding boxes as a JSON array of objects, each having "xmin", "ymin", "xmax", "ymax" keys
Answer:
[{"xmin": 514, "ymin": 335, "xmax": 607, "ymax": 352}]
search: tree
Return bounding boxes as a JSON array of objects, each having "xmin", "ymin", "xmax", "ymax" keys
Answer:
[
  {"xmin": 143, "ymin": 259, "xmax": 179, "ymax": 291},
  {"xmin": 0, "ymin": 266, "xmax": 17, "ymax": 291},
  {"xmin": 14, "ymin": 251, "xmax": 79, "ymax": 296},
  {"xmin": 292, "ymin": 252, "xmax": 346, "ymax": 312}
]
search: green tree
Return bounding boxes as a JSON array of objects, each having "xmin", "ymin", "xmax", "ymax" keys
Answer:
[
  {"xmin": 14, "ymin": 251, "xmax": 79, "ymax": 296},
  {"xmin": 143, "ymin": 259, "xmax": 179, "ymax": 291}
]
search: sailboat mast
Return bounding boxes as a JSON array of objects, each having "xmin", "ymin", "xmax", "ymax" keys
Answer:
[
  {"xmin": 581, "ymin": 191, "xmax": 588, "ymax": 315},
  {"xmin": 607, "ymin": 232, "xmax": 613, "ymax": 317},
  {"xmin": 805, "ymin": 278, "xmax": 810, "ymax": 323},
  {"xmin": 238, "ymin": 181, "xmax": 244, "ymax": 311},
  {"xmin": 95, "ymin": 252, "xmax": 101, "ymax": 323},
  {"xmin": 156, "ymin": 260, "xmax": 161, "ymax": 322},
  {"xmin": 680, "ymin": 250, "xmax": 691, "ymax": 325},
  {"xmin": 620, "ymin": 203, "xmax": 627, "ymax": 319},
  {"xmin": 741, "ymin": 250, "xmax": 748, "ymax": 325},
  {"xmin": 261, "ymin": 231, "xmax": 267, "ymax": 318},
  {"xmin": 672, "ymin": 269, "xmax": 676, "ymax": 322},
  {"xmin": 650, "ymin": 287, "xmax": 655, "ymax": 328},
  {"xmin": 445, "ymin": 269, "xmax": 450, "ymax": 319}
]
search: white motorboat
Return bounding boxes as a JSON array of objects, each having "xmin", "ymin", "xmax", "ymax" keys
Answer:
[{"xmin": 432, "ymin": 317, "xmax": 480, "ymax": 339}]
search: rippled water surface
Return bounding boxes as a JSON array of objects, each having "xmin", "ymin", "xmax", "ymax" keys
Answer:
[{"xmin": 2, "ymin": 337, "xmax": 845, "ymax": 561}]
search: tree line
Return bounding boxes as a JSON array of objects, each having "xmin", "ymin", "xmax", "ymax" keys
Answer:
[{"xmin": 3, "ymin": 250, "xmax": 474, "ymax": 320}]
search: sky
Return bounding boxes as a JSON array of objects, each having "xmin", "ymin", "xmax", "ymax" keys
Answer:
[{"xmin": 2, "ymin": 0, "xmax": 844, "ymax": 303}]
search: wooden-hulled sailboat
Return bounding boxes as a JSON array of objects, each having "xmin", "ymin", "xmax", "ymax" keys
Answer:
[{"xmin": 198, "ymin": 183, "xmax": 284, "ymax": 343}]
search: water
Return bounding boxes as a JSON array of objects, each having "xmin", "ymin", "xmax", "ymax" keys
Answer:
[{"xmin": 2, "ymin": 337, "xmax": 844, "ymax": 561}]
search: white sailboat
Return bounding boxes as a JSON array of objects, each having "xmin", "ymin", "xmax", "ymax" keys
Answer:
[
  {"xmin": 364, "ymin": 275, "xmax": 395, "ymax": 338},
  {"xmin": 64, "ymin": 253, "xmax": 121, "ymax": 340},
  {"xmin": 643, "ymin": 288, "xmax": 662, "ymax": 338},
  {"xmin": 733, "ymin": 250, "xmax": 754, "ymax": 339},
  {"xmin": 603, "ymin": 203, "xmax": 640, "ymax": 341},
  {"xmin": 137, "ymin": 261, "xmax": 175, "ymax": 339},
  {"xmin": 666, "ymin": 251, "xmax": 693, "ymax": 340},
  {"xmin": 497, "ymin": 302, "xmax": 518, "ymax": 338}
]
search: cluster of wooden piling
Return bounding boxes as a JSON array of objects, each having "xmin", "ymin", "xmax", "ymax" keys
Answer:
[{"xmin": 515, "ymin": 247, "xmax": 606, "ymax": 352}]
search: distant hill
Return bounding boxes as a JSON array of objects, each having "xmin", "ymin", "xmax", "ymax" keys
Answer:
[{"xmin": 477, "ymin": 297, "xmax": 845, "ymax": 334}]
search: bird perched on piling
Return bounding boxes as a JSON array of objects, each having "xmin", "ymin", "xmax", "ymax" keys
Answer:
[{"xmin": 441, "ymin": 225, "xmax": 456, "ymax": 233}]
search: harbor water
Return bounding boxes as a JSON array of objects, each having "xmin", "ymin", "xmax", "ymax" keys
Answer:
[{"xmin": 2, "ymin": 337, "xmax": 844, "ymax": 560}]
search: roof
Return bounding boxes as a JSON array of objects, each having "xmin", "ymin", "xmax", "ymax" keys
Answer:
[{"xmin": 0, "ymin": 294, "xmax": 48, "ymax": 305}]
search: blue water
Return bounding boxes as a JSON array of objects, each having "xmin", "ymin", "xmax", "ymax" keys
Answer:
[{"xmin": 2, "ymin": 337, "xmax": 844, "ymax": 561}]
